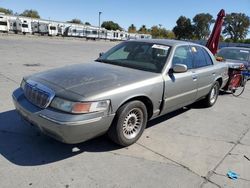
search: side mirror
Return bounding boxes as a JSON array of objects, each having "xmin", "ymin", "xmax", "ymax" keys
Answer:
[
  {"xmin": 172, "ymin": 64, "xmax": 188, "ymax": 73},
  {"xmin": 99, "ymin": 52, "xmax": 104, "ymax": 58}
]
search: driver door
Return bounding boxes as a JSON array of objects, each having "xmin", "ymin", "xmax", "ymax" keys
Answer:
[{"xmin": 161, "ymin": 45, "xmax": 198, "ymax": 114}]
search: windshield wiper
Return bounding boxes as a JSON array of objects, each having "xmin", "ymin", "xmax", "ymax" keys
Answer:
[
  {"xmin": 95, "ymin": 59, "xmax": 114, "ymax": 64},
  {"xmin": 95, "ymin": 59, "xmax": 105, "ymax": 63}
]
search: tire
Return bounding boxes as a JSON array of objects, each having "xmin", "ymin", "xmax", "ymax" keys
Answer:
[
  {"xmin": 232, "ymin": 77, "xmax": 246, "ymax": 97},
  {"xmin": 202, "ymin": 81, "xmax": 220, "ymax": 107},
  {"xmin": 108, "ymin": 100, "xmax": 148, "ymax": 146}
]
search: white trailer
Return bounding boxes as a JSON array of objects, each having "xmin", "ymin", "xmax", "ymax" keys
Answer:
[
  {"xmin": 57, "ymin": 24, "xmax": 66, "ymax": 36},
  {"xmin": 64, "ymin": 25, "xmax": 86, "ymax": 37},
  {"xmin": 31, "ymin": 22, "xmax": 49, "ymax": 35},
  {"xmin": 48, "ymin": 23, "xmax": 58, "ymax": 36},
  {"xmin": 8, "ymin": 18, "xmax": 16, "ymax": 33},
  {"xmin": 10, "ymin": 18, "xmax": 32, "ymax": 34},
  {"xmin": 119, "ymin": 31, "xmax": 129, "ymax": 41},
  {"xmin": 127, "ymin": 33, "xmax": 152, "ymax": 40},
  {"xmin": 0, "ymin": 14, "xmax": 9, "ymax": 32},
  {"xmin": 139, "ymin": 34, "xmax": 152, "ymax": 39},
  {"xmin": 85, "ymin": 26, "xmax": 99, "ymax": 39},
  {"xmin": 8, "ymin": 18, "xmax": 21, "ymax": 34},
  {"xmin": 106, "ymin": 30, "xmax": 114, "ymax": 40},
  {"xmin": 111, "ymin": 30, "xmax": 124, "ymax": 41},
  {"xmin": 19, "ymin": 18, "xmax": 32, "ymax": 34},
  {"xmin": 127, "ymin": 33, "xmax": 138, "ymax": 40},
  {"xmin": 31, "ymin": 21, "xmax": 39, "ymax": 34},
  {"xmin": 98, "ymin": 28, "xmax": 107, "ymax": 39}
]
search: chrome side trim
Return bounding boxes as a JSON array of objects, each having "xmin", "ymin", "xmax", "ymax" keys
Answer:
[
  {"xmin": 164, "ymin": 89, "xmax": 197, "ymax": 102},
  {"xmin": 197, "ymin": 84, "xmax": 212, "ymax": 92},
  {"xmin": 39, "ymin": 114, "xmax": 102, "ymax": 126}
]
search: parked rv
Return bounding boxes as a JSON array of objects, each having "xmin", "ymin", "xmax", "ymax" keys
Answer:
[
  {"xmin": 99, "ymin": 28, "xmax": 107, "ymax": 39},
  {"xmin": 21, "ymin": 19, "xmax": 31, "ymax": 34},
  {"xmin": 119, "ymin": 31, "xmax": 129, "ymax": 41},
  {"xmin": 64, "ymin": 25, "xmax": 86, "ymax": 38},
  {"xmin": 106, "ymin": 30, "xmax": 114, "ymax": 40},
  {"xmin": 31, "ymin": 21, "xmax": 40, "ymax": 34},
  {"xmin": 128, "ymin": 33, "xmax": 138, "ymax": 40},
  {"xmin": 32, "ymin": 22, "xmax": 48, "ymax": 35},
  {"xmin": 8, "ymin": 18, "xmax": 16, "ymax": 33},
  {"xmin": 112, "ymin": 31, "xmax": 121, "ymax": 40},
  {"xmin": 10, "ymin": 18, "xmax": 31, "ymax": 34},
  {"xmin": 1, "ymin": 14, "xmax": 153, "ymax": 40},
  {"xmin": 86, "ymin": 26, "xmax": 99, "ymax": 39},
  {"xmin": 48, "ymin": 23, "xmax": 58, "ymax": 36},
  {"xmin": 57, "ymin": 24, "xmax": 66, "ymax": 36},
  {"xmin": 0, "ymin": 14, "xmax": 9, "ymax": 33}
]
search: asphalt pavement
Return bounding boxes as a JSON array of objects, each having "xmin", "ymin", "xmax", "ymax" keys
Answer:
[{"xmin": 0, "ymin": 35, "xmax": 250, "ymax": 188}]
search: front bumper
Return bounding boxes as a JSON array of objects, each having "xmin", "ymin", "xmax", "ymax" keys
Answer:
[{"xmin": 12, "ymin": 88, "xmax": 115, "ymax": 144}]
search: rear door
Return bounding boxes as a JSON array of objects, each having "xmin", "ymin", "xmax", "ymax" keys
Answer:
[
  {"xmin": 161, "ymin": 45, "xmax": 197, "ymax": 114},
  {"xmin": 191, "ymin": 46, "xmax": 215, "ymax": 99}
]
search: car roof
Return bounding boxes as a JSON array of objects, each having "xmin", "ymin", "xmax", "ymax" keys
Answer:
[{"xmin": 130, "ymin": 39, "xmax": 200, "ymax": 47}]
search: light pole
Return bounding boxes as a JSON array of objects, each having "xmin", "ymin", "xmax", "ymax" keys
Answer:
[{"xmin": 98, "ymin": 11, "xmax": 102, "ymax": 39}]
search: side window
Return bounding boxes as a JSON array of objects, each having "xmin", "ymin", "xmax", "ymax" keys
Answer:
[
  {"xmin": 191, "ymin": 46, "xmax": 207, "ymax": 68},
  {"xmin": 172, "ymin": 46, "xmax": 193, "ymax": 69},
  {"xmin": 201, "ymin": 48, "xmax": 213, "ymax": 66}
]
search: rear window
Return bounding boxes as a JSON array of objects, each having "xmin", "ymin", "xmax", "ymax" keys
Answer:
[
  {"xmin": 192, "ymin": 46, "xmax": 207, "ymax": 68},
  {"xmin": 201, "ymin": 48, "xmax": 213, "ymax": 66}
]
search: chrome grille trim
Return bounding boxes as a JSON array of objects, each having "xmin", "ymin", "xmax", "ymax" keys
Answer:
[{"xmin": 23, "ymin": 80, "xmax": 55, "ymax": 108}]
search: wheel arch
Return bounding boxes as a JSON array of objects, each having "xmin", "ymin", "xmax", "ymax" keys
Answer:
[
  {"xmin": 215, "ymin": 77, "xmax": 223, "ymax": 88},
  {"xmin": 117, "ymin": 95, "xmax": 154, "ymax": 120}
]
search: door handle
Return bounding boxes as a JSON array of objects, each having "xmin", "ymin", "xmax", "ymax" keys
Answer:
[
  {"xmin": 212, "ymin": 72, "xmax": 216, "ymax": 76},
  {"xmin": 192, "ymin": 75, "xmax": 198, "ymax": 81}
]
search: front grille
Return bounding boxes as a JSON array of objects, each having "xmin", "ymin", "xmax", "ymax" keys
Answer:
[{"xmin": 23, "ymin": 81, "xmax": 54, "ymax": 108}]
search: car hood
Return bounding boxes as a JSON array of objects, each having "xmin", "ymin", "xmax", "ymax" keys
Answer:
[
  {"xmin": 225, "ymin": 59, "xmax": 250, "ymax": 69},
  {"xmin": 29, "ymin": 61, "xmax": 159, "ymax": 99}
]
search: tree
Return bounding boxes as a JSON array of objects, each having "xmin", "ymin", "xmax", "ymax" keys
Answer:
[
  {"xmin": 0, "ymin": 7, "xmax": 13, "ymax": 15},
  {"xmin": 244, "ymin": 38, "xmax": 250, "ymax": 44},
  {"xmin": 101, "ymin": 21, "xmax": 121, "ymax": 30},
  {"xmin": 20, "ymin": 9, "xmax": 40, "ymax": 18},
  {"xmin": 84, "ymin": 22, "xmax": 91, "ymax": 25},
  {"xmin": 223, "ymin": 13, "xmax": 250, "ymax": 42},
  {"xmin": 151, "ymin": 26, "xmax": 160, "ymax": 38},
  {"xmin": 128, "ymin": 24, "xmax": 136, "ymax": 33},
  {"xmin": 67, "ymin": 19, "xmax": 83, "ymax": 24},
  {"xmin": 193, "ymin": 13, "xmax": 214, "ymax": 40},
  {"xmin": 138, "ymin": 25, "xmax": 149, "ymax": 34},
  {"xmin": 150, "ymin": 26, "xmax": 175, "ymax": 39},
  {"xmin": 165, "ymin": 30, "xmax": 175, "ymax": 39},
  {"xmin": 173, "ymin": 16, "xmax": 194, "ymax": 40}
]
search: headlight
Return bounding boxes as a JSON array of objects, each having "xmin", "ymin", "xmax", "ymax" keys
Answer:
[
  {"xmin": 50, "ymin": 97, "xmax": 110, "ymax": 114},
  {"xmin": 20, "ymin": 79, "xmax": 26, "ymax": 90}
]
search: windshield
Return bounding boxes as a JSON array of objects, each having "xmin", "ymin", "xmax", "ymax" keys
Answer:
[
  {"xmin": 217, "ymin": 48, "xmax": 250, "ymax": 62},
  {"xmin": 97, "ymin": 41, "xmax": 171, "ymax": 73}
]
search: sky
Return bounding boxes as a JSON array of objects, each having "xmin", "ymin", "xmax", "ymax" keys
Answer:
[{"xmin": 1, "ymin": 0, "xmax": 250, "ymax": 36}]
